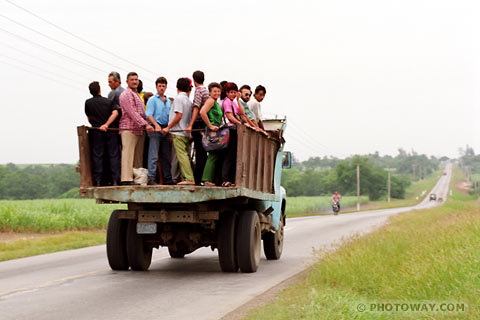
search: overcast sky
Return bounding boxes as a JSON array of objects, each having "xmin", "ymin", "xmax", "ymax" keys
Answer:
[{"xmin": 0, "ymin": 0, "xmax": 478, "ymax": 163}]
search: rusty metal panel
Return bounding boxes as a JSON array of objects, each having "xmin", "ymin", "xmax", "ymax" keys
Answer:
[
  {"xmin": 248, "ymin": 132, "xmax": 258, "ymax": 190},
  {"xmin": 77, "ymin": 126, "xmax": 93, "ymax": 191},
  {"xmin": 136, "ymin": 209, "xmax": 219, "ymax": 223},
  {"xmin": 235, "ymin": 125, "xmax": 246, "ymax": 188},
  {"xmin": 263, "ymin": 140, "xmax": 270, "ymax": 193},
  {"xmin": 256, "ymin": 136, "xmax": 265, "ymax": 191},
  {"xmin": 117, "ymin": 210, "xmax": 137, "ymax": 219}
]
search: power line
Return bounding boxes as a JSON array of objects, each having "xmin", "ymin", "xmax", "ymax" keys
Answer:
[
  {"xmin": 0, "ymin": 59, "xmax": 82, "ymax": 90},
  {"xmin": 5, "ymin": 0, "xmax": 158, "ymax": 78},
  {"xmin": 0, "ymin": 26, "xmax": 105, "ymax": 74},
  {"xmin": 284, "ymin": 131, "xmax": 326, "ymax": 157},
  {"xmin": 0, "ymin": 53, "xmax": 84, "ymax": 84},
  {"xmin": 288, "ymin": 120, "xmax": 350, "ymax": 158},
  {"xmin": 0, "ymin": 41, "xmax": 91, "ymax": 80},
  {"xmin": 0, "ymin": 13, "xmax": 132, "ymax": 74},
  {"xmin": 288, "ymin": 120, "xmax": 333, "ymax": 152}
]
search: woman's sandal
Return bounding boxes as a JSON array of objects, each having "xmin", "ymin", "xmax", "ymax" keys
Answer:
[
  {"xmin": 221, "ymin": 182, "xmax": 235, "ymax": 187},
  {"xmin": 177, "ymin": 181, "xmax": 195, "ymax": 185},
  {"xmin": 203, "ymin": 181, "xmax": 216, "ymax": 187}
]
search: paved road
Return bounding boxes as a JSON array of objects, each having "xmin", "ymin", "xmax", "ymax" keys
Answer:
[{"xmin": 0, "ymin": 164, "xmax": 452, "ymax": 320}]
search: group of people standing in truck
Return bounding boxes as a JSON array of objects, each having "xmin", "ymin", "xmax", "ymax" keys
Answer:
[{"xmin": 84, "ymin": 70, "xmax": 267, "ymax": 187}]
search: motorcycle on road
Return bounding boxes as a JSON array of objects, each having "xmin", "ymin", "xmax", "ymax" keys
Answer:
[{"xmin": 332, "ymin": 200, "xmax": 340, "ymax": 215}]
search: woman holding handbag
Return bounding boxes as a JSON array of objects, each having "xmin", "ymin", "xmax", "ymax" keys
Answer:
[{"xmin": 200, "ymin": 82, "xmax": 225, "ymax": 186}]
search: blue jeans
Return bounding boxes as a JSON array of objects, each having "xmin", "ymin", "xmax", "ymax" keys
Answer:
[{"xmin": 147, "ymin": 131, "xmax": 173, "ymax": 184}]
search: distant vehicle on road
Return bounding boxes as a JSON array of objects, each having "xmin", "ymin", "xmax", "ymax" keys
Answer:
[
  {"xmin": 443, "ymin": 172, "xmax": 447, "ymax": 176},
  {"xmin": 438, "ymin": 196, "xmax": 443, "ymax": 201},
  {"xmin": 429, "ymin": 194, "xmax": 437, "ymax": 201}
]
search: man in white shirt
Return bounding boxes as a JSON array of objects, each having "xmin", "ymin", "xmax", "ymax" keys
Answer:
[
  {"xmin": 247, "ymin": 85, "xmax": 266, "ymax": 130},
  {"xmin": 162, "ymin": 78, "xmax": 194, "ymax": 185}
]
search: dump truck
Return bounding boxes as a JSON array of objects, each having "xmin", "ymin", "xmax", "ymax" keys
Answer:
[{"xmin": 77, "ymin": 119, "xmax": 290, "ymax": 273}]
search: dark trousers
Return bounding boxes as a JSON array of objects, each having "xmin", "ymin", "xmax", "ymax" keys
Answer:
[
  {"xmin": 91, "ymin": 130, "xmax": 120, "ymax": 183},
  {"xmin": 221, "ymin": 127, "xmax": 237, "ymax": 184},
  {"xmin": 147, "ymin": 131, "xmax": 173, "ymax": 184},
  {"xmin": 192, "ymin": 125, "xmax": 208, "ymax": 185}
]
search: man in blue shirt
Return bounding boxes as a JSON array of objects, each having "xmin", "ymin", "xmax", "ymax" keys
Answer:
[{"xmin": 146, "ymin": 77, "xmax": 174, "ymax": 185}]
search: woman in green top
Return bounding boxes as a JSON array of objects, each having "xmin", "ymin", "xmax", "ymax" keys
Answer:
[{"xmin": 200, "ymin": 82, "xmax": 224, "ymax": 186}]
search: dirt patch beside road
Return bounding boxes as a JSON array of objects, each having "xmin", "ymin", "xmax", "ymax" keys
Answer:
[
  {"xmin": 0, "ymin": 232, "xmax": 49, "ymax": 243},
  {"xmin": 455, "ymin": 180, "xmax": 471, "ymax": 194}
]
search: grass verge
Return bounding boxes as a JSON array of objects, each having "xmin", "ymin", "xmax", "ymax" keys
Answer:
[
  {"xmin": 244, "ymin": 168, "xmax": 479, "ymax": 319},
  {"xmin": 0, "ymin": 199, "xmax": 125, "ymax": 232},
  {"xmin": 0, "ymin": 231, "xmax": 106, "ymax": 262}
]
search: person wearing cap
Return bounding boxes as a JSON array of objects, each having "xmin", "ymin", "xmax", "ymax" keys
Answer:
[{"xmin": 161, "ymin": 77, "xmax": 195, "ymax": 185}]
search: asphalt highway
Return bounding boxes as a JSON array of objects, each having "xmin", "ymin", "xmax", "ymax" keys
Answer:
[{"xmin": 0, "ymin": 164, "xmax": 452, "ymax": 320}]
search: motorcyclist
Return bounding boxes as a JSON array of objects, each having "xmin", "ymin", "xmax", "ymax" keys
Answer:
[{"xmin": 332, "ymin": 191, "xmax": 342, "ymax": 210}]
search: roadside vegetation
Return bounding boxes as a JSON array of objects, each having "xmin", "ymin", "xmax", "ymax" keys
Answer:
[
  {"xmin": 0, "ymin": 199, "xmax": 124, "ymax": 261},
  {"xmin": 0, "ymin": 199, "xmax": 124, "ymax": 232},
  {"xmin": 245, "ymin": 166, "xmax": 479, "ymax": 319},
  {"xmin": 458, "ymin": 145, "xmax": 480, "ymax": 197},
  {"xmin": 0, "ymin": 163, "xmax": 79, "ymax": 200},
  {"xmin": 282, "ymin": 150, "xmax": 440, "ymax": 200},
  {"xmin": 286, "ymin": 167, "xmax": 442, "ymax": 218},
  {"xmin": 0, "ymin": 231, "xmax": 106, "ymax": 261}
]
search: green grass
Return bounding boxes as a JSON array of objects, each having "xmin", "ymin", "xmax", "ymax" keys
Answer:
[
  {"xmin": 0, "ymin": 199, "xmax": 125, "ymax": 232},
  {"xmin": 245, "ymin": 167, "xmax": 480, "ymax": 319},
  {"xmin": 0, "ymin": 231, "xmax": 106, "ymax": 261}
]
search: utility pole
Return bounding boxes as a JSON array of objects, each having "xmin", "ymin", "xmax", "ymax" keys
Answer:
[
  {"xmin": 357, "ymin": 164, "xmax": 360, "ymax": 211},
  {"xmin": 387, "ymin": 171, "xmax": 391, "ymax": 203}
]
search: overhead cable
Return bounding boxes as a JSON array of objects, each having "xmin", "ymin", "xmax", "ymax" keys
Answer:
[{"xmin": 5, "ymin": 0, "xmax": 158, "ymax": 78}]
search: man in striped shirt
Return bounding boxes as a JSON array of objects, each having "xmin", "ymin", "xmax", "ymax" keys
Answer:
[
  {"xmin": 119, "ymin": 72, "xmax": 154, "ymax": 185},
  {"xmin": 187, "ymin": 70, "xmax": 210, "ymax": 185}
]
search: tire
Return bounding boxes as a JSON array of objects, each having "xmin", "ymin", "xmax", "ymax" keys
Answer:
[
  {"xmin": 126, "ymin": 220, "xmax": 153, "ymax": 271},
  {"xmin": 236, "ymin": 210, "xmax": 261, "ymax": 273},
  {"xmin": 217, "ymin": 211, "xmax": 238, "ymax": 272},
  {"xmin": 106, "ymin": 210, "xmax": 129, "ymax": 270},
  {"xmin": 263, "ymin": 215, "xmax": 284, "ymax": 260}
]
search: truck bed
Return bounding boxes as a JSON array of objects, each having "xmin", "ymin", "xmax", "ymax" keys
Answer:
[
  {"xmin": 82, "ymin": 184, "xmax": 277, "ymax": 204},
  {"xmin": 77, "ymin": 120, "xmax": 285, "ymax": 204}
]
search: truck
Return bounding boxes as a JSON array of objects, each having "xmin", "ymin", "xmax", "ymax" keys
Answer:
[{"xmin": 77, "ymin": 119, "xmax": 290, "ymax": 273}]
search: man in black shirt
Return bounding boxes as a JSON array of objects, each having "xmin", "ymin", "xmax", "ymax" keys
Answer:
[{"xmin": 85, "ymin": 81, "xmax": 121, "ymax": 186}]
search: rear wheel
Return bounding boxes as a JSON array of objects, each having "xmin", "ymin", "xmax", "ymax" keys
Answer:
[
  {"xmin": 263, "ymin": 215, "xmax": 284, "ymax": 260},
  {"xmin": 106, "ymin": 210, "xmax": 129, "ymax": 270},
  {"xmin": 236, "ymin": 210, "xmax": 261, "ymax": 273},
  {"xmin": 217, "ymin": 211, "xmax": 238, "ymax": 272},
  {"xmin": 126, "ymin": 220, "xmax": 153, "ymax": 271}
]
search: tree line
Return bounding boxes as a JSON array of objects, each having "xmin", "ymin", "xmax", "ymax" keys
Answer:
[
  {"xmin": 458, "ymin": 145, "xmax": 480, "ymax": 194},
  {"xmin": 0, "ymin": 164, "xmax": 80, "ymax": 200},
  {"xmin": 282, "ymin": 150, "xmax": 441, "ymax": 200},
  {"xmin": 0, "ymin": 149, "xmax": 442, "ymax": 200}
]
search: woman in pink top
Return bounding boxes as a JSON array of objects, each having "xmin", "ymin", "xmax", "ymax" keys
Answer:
[{"xmin": 220, "ymin": 82, "xmax": 242, "ymax": 187}]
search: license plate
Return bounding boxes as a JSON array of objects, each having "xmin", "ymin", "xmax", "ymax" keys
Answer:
[{"xmin": 136, "ymin": 222, "xmax": 157, "ymax": 234}]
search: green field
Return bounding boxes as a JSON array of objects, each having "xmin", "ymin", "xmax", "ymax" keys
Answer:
[
  {"xmin": 0, "ymin": 199, "xmax": 125, "ymax": 232},
  {"xmin": 245, "ymin": 167, "xmax": 479, "ymax": 319}
]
